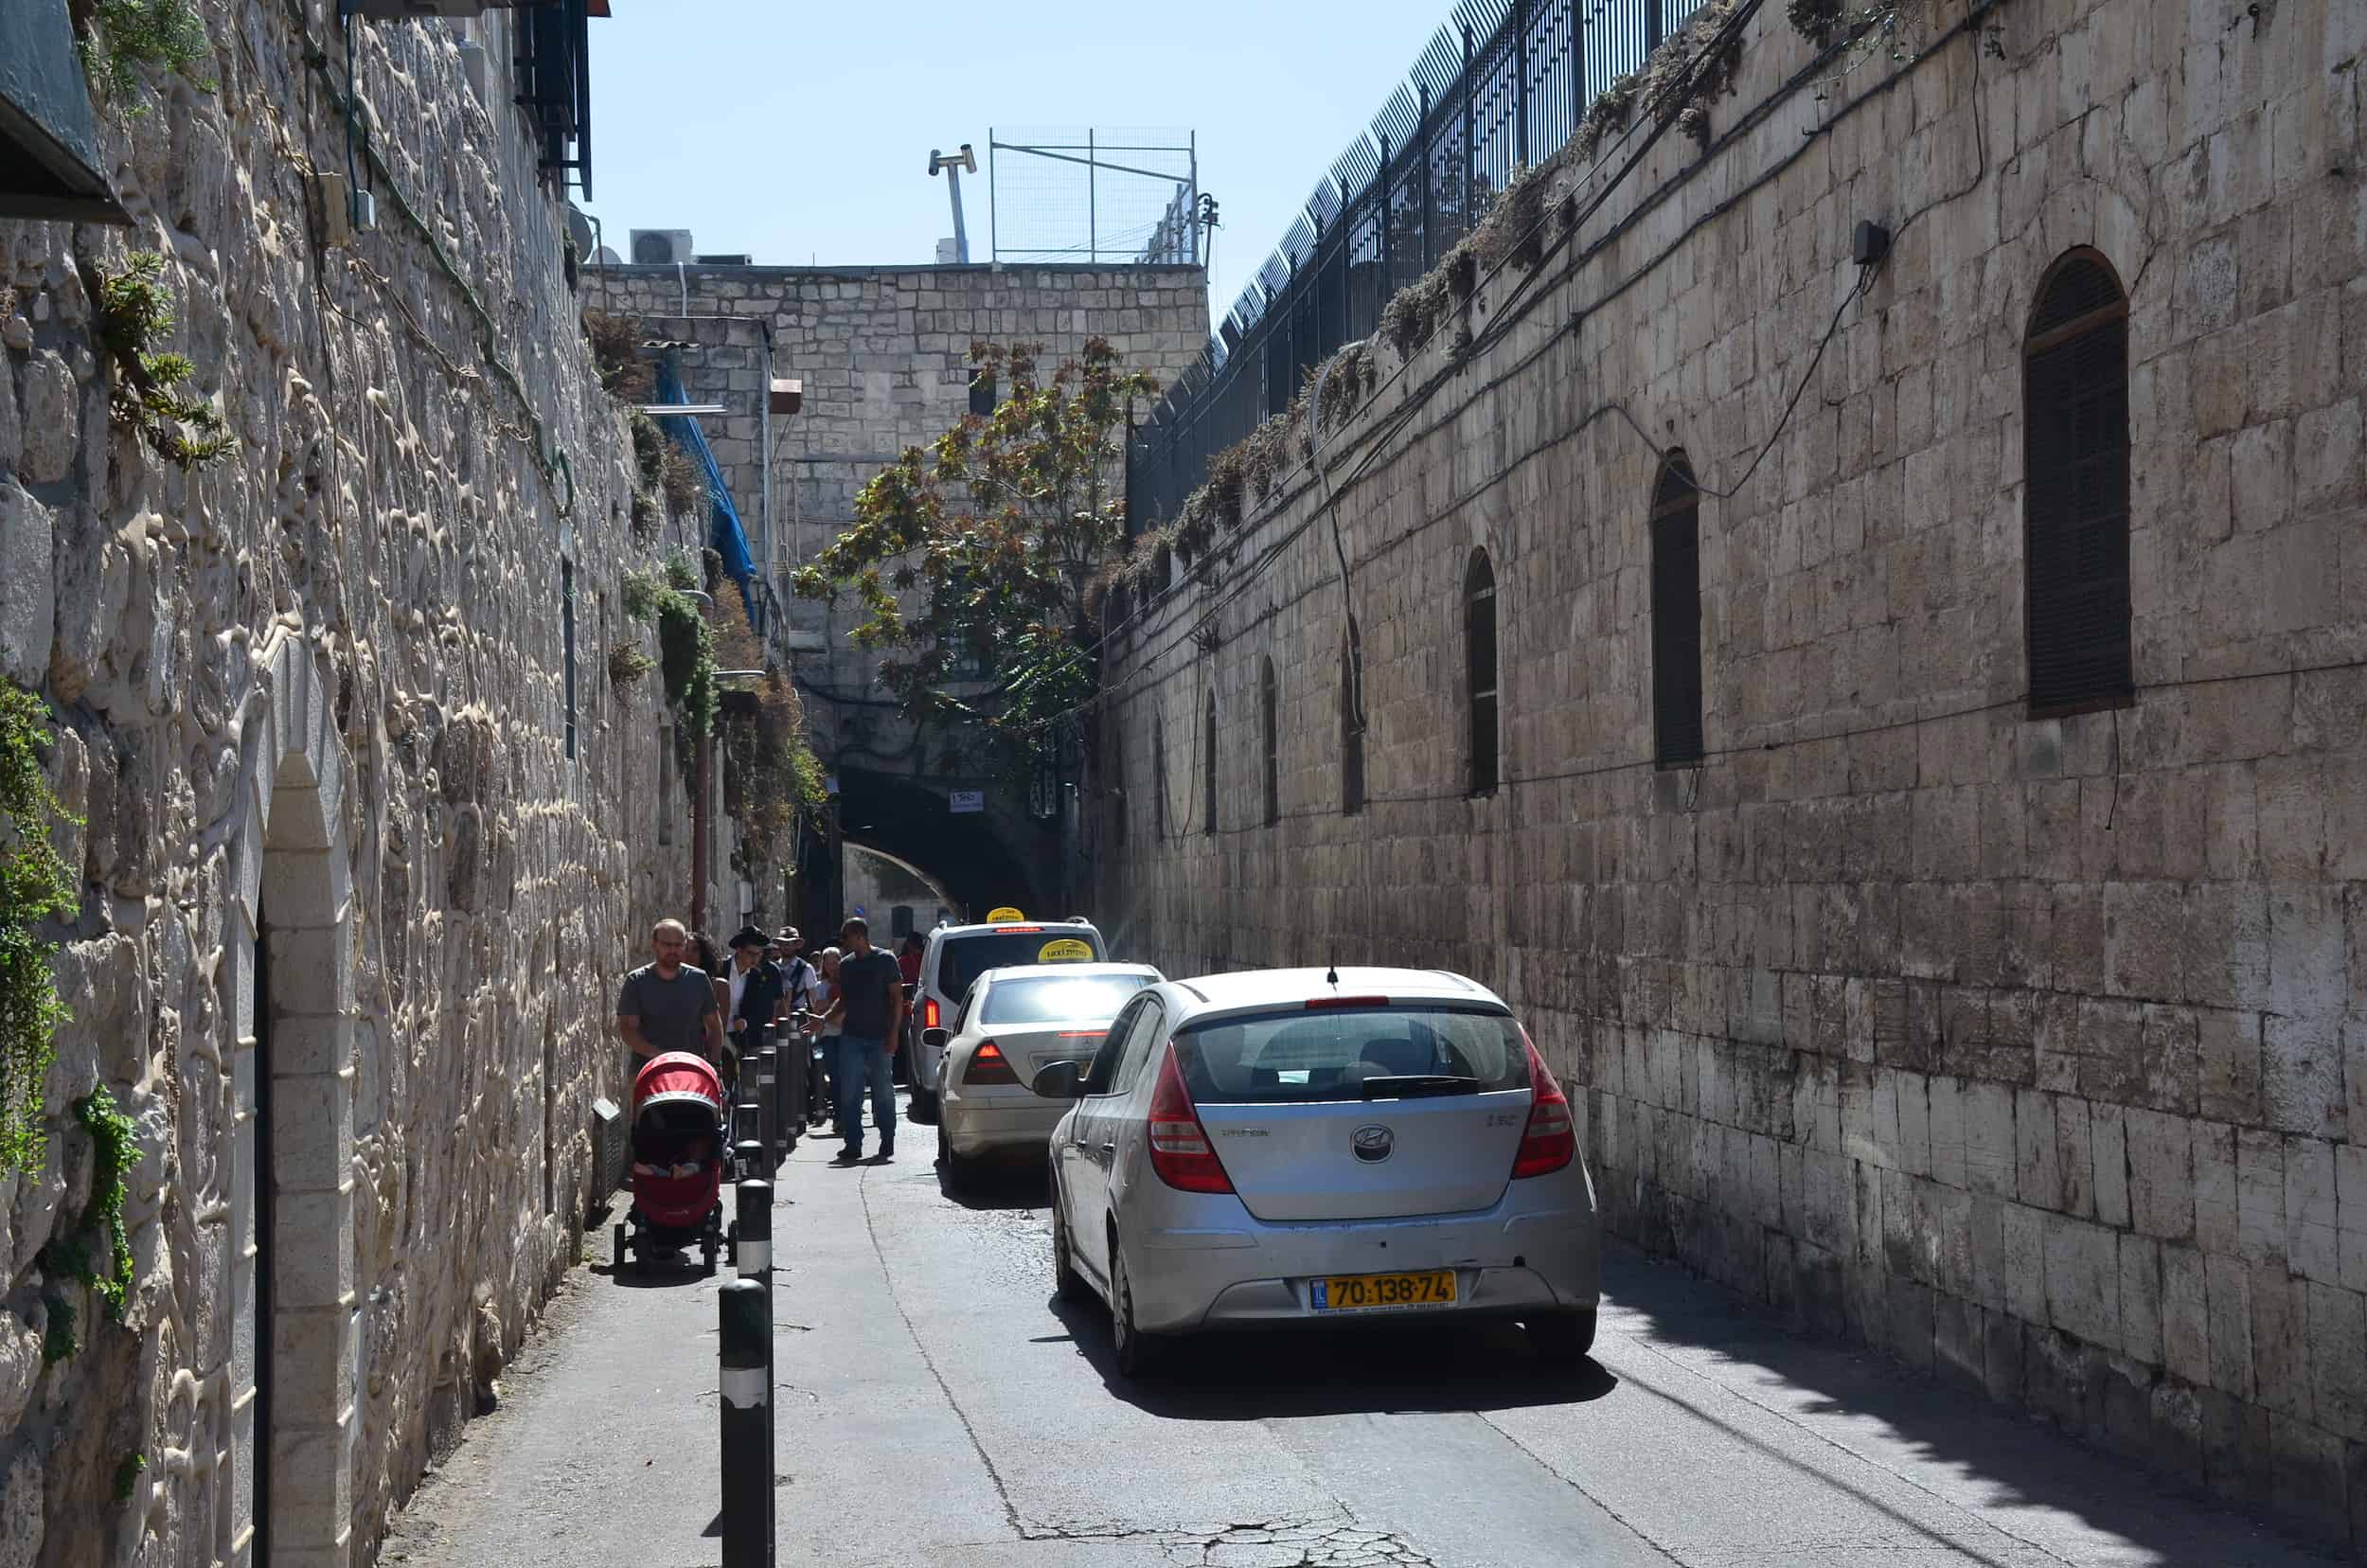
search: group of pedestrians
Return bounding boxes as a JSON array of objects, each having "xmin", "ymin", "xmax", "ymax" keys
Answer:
[{"xmin": 614, "ymin": 915, "xmax": 908, "ymax": 1167}]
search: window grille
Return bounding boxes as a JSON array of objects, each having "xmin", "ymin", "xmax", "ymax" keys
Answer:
[
  {"xmin": 561, "ymin": 558, "xmax": 577, "ymax": 760},
  {"xmin": 2023, "ymin": 250, "xmax": 2133, "ymax": 716},
  {"xmin": 970, "ymin": 369, "xmax": 998, "ymax": 417},
  {"xmin": 1261, "ymin": 659, "xmax": 1280, "ymax": 826},
  {"xmin": 1341, "ymin": 639, "xmax": 1365, "ymax": 815},
  {"xmin": 1466, "ymin": 550, "xmax": 1499, "ymax": 795},
  {"xmin": 1651, "ymin": 454, "xmax": 1704, "ymax": 765},
  {"xmin": 1202, "ymin": 687, "xmax": 1219, "ymax": 835}
]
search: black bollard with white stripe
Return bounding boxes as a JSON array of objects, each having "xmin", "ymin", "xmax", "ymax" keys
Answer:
[
  {"xmin": 717, "ymin": 1277, "xmax": 770, "ymax": 1568},
  {"xmin": 735, "ymin": 1176, "xmax": 774, "ymax": 1565},
  {"xmin": 752, "ymin": 1040, "xmax": 776, "ymax": 1170}
]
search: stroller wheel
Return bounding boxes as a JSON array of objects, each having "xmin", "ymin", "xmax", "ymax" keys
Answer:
[
  {"xmin": 701, "ymin": 1240, "xmax": 719, "ymax": 1277},
  {"xmin": 725, "ymin": 1221, "xmax": 739, "ymax": 1267}
]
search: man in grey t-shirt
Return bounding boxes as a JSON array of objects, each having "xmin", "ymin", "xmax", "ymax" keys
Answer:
[{"xmin": 616, "ymin": 918, "xmax": 724, "ymax": 1088}]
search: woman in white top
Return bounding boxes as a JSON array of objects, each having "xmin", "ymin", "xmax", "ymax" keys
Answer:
[{"xmin": 802, "ymin": 948, "xmax": 843, "ymax": 1126}]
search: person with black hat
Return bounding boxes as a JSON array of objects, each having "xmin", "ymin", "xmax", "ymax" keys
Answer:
[{"xmin": 726, "ymin": 924, "xmax": 788, "ymax": 1079}]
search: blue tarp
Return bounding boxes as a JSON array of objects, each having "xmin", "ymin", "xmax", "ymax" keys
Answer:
[{"xmin": 652, "ymin": 360, "xmax": 756, "ymax": 599}]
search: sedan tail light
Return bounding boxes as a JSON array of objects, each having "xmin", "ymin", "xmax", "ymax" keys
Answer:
[
  {"xmin": 1511, "ymin": 1029, "xmax": 1576, "ymax": 1179},
  {"xmin": 923, "ymin": 997, "xmax": 940, "ymax": 1030},
  {"xmin": 1146, "ymin": 1043, "xmax": 1233, "ymax": 1194},
  {"xmin": 964, "ymin": 1040, "xmax": 1018, "ymax": 1086}
]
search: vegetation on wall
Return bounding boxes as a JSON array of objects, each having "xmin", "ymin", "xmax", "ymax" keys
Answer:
[
  {"xmin": 39, "ymin": 1088, "xmax": 142, "ymax": 1345},
  {"xmin": 710, "ymin": 610, "xmax": 827, "ymax": 869},
  {"xmin": 88, "ymin": 252, "xmax": 237, "ymax": 470},
  {"xmin": 0, "ymin": 686, "xmax": 79, "ymax": 1178},
  {"xmin": 607, "ymin": 644, "xmax": 654, "ymax": 686},
  {"xmin": 622, "ymin": 559, "xmax": 719, "ymax": 744},
  {"xmin": 791, "ymin": 338, "xmax": 1155, "ymax": 761},
  {"xmin": 73, "ymin": 0, "xmax": 213, "ymax": 115}
]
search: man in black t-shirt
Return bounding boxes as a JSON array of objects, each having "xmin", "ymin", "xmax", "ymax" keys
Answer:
[{"xmin": 824, "ymin": 917, "xmax": 907, "ymax": 1164}]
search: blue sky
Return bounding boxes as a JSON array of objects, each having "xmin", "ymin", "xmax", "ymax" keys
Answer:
[{"xmin": 579, "ymin": 0, "xmax": 1457, "ymax": 334}]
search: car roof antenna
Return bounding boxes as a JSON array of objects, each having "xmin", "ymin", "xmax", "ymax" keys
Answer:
[{"xmin": 1326, "ymin": 954, "xmax": 1339, "ymax": 988}]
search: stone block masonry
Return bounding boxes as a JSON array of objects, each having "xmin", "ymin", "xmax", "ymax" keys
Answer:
[
  {"xmin": 1098, "ymin": 0, "xmax": 2367, "ymax": 1554},
  {"xmin": 592, "ymin": 260, "xmax": 1206, "ymax": 916},
  {"xmin": 0, "ymin": 5, "xmax": 722, "ymax": 1566}
]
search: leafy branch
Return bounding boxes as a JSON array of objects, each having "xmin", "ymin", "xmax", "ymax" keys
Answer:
[
  {"xmin": 0, "ymin": 685, "xmax": 80, "ymax": 1178},
  {"xmin": 87, "ymin": 252, "xmax": 237, "ymax": 470},
  {"xmin": 73, "ymin": 0, "xmax": 214, "ymax": 116},
  {"xmin": 790, "ymin": 338, "xmax": 1155, "ymax": 762}
]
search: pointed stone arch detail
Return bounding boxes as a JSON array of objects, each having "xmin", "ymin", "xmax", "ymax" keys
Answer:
[{"xmin": 220, "ymin": 632, "xmax": 360, "ymax": 1568}]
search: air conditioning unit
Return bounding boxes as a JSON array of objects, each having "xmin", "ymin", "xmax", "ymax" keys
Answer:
[{"xmin": 629, "ymin": 229, "xmax": 693, "ymax": 265}]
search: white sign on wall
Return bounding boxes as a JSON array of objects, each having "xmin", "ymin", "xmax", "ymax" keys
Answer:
[{"xmin": 947, "ymin": 789, "xmax": 985, "ymax": 814}]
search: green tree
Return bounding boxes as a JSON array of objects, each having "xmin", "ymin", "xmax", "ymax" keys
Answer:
[{"xmin": 791, "ymin": 338, "xmax": 1154, "ymax": 761}]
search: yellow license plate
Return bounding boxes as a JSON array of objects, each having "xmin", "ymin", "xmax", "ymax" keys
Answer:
[{"xmin": 1311, "ymin": 1270, "xmax": 1457, "ymax": 1312}]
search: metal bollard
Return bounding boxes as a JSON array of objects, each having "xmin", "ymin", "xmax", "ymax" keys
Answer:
[
  {"xmin": 717, "ymin": 1277, "xmax": 770, "ymax": 1568},
  {"xmin": 735, "ymin": 1139, "xmax": 765, "ymax": 1194},
  {"xmin": 735, "ymin": 1178, "xmax": 774, "ymax": 1567},
  {"xmin": 754, "ymin": 1041, "xmax": 778, "ymax": 1167}
]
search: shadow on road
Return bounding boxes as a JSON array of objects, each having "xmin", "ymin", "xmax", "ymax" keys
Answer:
[
  {"xmin": 1049, "ymin": 1292, "xmax": 1618, "ymax": 1420},
  {"xmin": 1596, "ymin": 1245, "xmax": 2341, "ymax": 1565},
  {"xmin": 934, "ymin": 1160, "xmax": 1054, "ymax": 1212}
]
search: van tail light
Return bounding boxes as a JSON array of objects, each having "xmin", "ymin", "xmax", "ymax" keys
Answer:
[
  {"xmin": 1146, "ymin": 1043, "xmax": 1233, "ymax": 1194},
  {"xmin": 1511, "ymin": 1029, "xmax": 1576, "ymax": 1179},
  {"xmin": 923, "ymin": 997, "xmax": 940, "ymax": 1030},
  {"xmin": 964, "ymin": 1040, "xmax": 1018, "ymax": 1086}
]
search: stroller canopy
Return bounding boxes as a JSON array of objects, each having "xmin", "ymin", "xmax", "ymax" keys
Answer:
[{"xmin": 633, "ymin": 1051, "xmax": 724, "ymax": 1118}]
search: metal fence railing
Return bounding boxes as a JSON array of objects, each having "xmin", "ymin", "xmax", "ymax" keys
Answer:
[{"xmin": 1126, "ymin": 0, "xmax": 1709, "ymax": 537}]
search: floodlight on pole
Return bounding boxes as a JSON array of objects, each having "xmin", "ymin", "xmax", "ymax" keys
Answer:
[{"xmin": 927, "ymin": 143, "xmax": 977, "ymax": 264}]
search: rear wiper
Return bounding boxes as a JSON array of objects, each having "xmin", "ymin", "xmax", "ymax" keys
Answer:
[{"xmin": 1361, "ymin": 1075, "xmax": 1480, "ymax": 1099}]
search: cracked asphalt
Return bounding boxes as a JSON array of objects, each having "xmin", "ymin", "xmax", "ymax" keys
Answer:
[{"xmin": 381, "ymin": 1108, "xmax": 2335, "ymax": 1568}]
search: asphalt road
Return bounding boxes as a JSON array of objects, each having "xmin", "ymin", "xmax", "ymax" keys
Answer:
[{"xmin": 382, "ymin": 1103, "xmax": 2336, "ymax": 1568}]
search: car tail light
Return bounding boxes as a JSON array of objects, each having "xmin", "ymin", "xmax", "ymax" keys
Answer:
[
  {"xmin": 1305, "ymin": 995, "xmax": 1389, "ymax": 1009},
  {"xmin": 923, "ymin": 997, "xmax": 940, "ymax": 1029},
  {"xmin": 1146, "ymin": 1043, "xmax": 1233, "ymax": 1194},
  {"xmin": 964, "ymin": 1040, "xmax": 1018, "ymax": 1086},
  {"xmin": 1512, "ymin": 1029, "xmax": 1576, "ymax": 1179}
]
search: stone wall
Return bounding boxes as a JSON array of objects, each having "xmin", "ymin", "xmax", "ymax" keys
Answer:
[
  {"xmin": 591, "ymin": 260, "xmax": 1207, "ymax": 917},
  {"xmin": 1098, "ymin": 0, "xmax": 2367, "ymax": 1552},
  {"xmin": 0, "ymin": 5, "xmax": 720, "ymax": 1564}
]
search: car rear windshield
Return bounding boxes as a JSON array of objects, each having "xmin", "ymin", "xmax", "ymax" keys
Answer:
[
  {"xmin": 936, "ymin": 931, "xmax": 1104, "ymax": 1001},
  {"xmin": 1176, "ymin": 1007, "xmax": 1529, "ymax": 1103},
  {"xmin": 980, "ymin": 974, "xmax": 1150, "ymax": 1025}
]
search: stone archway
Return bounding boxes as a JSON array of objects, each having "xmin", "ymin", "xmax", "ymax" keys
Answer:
[{"xmin": 223, "ymin": 634, "xmax": 359, "ymax": 1568}]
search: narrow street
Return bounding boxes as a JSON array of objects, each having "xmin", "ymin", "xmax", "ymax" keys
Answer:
[{"xmin": 381, "ymin": 1103, "xmax": 2330, "ymax": 1568}]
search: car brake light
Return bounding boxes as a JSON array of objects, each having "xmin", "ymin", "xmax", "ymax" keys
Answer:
[
  {"xmin": 1305, "ymin": 995, "xmax": 1389, "ymax": 1009},
  {"xmin": 1056, "ymin": 1030, "xmax": 1104, "ymax": 1039},
  {"xmin": 1512, "ymin": 1029, "xmax": 1576, "ymax": 1179},
  {"xmin": 1146, "ymin": 1043, "xmax": 1232, "ymax": 1194},
  {"xmin": 964, "ymin": 1040, "xmax": 1018, "ymax": 1086},
  {"xmin": 996, "ymin": 924, "xmax": 1044, "ymax": 933},
  {"xmin": 923, "ymin": 997, "xmax": 940, "ymax": 1029}
]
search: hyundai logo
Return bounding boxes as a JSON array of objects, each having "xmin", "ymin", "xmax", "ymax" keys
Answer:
[{"xmin": 1351, "ymin": 1124, "xmax": 1394, "ymax": 1164}]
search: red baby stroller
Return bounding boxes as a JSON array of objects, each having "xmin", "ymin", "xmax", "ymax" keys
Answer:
[{"xmin": 615, "ymin": 1053, "xmax": 728, "ymax": 1276}]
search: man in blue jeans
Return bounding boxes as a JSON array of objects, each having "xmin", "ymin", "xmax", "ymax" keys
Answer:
[{"xmin": 823, "ymin": 917, "xmax": 906, "ymax": 1165}]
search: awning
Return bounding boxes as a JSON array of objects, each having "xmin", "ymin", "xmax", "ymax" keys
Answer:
[{"xmin": 0, "ymin": 1, "xmax": 132, "ymax": 224}]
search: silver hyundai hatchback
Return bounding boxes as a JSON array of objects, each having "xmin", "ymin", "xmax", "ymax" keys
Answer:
[{"xmin": 1035, "ymin": 967, "xmax": 1600, "ymax": 1377}]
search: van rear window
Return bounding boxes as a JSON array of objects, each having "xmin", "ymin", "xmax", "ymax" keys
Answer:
[{"xmin": 936, "ymin": 931, "xmax": 1104, "ymax": 1001}]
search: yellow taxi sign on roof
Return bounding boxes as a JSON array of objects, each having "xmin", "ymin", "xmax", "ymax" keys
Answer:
[
  {"xmin": 986, "ymin": 906, "xmax": 1024, "ymax": 923},
  {"xmin": 1038, "ymin": 938, "xmax": 1094, "ymax": 962}
]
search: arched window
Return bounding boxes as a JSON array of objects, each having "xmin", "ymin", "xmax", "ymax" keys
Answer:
[
  {"xmin": 2024, "ymin": 249, "xmax": 2132, "ymax": 715},
  {"xmin": 1651, "ymin": 453, "xmax": 1704, "ymax": 765},
  {"xmin": 1152, "ymin": 719, "xmax": 1167, "ymax": 840},
  {"xmin": 1260, "ymin": 659, "xmax": 1279, "ymax": 827},
  {"xmin": 1341, "ymin": 637, "xmax": 1365, "ymax": 815},
  {"xmin": 1202, "ymin": 686, "xmax": 1219, "ymax": 836},
  {"xmin": 1465, "ymin": 549, "xmax": 1499, "ymax": 795}
]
